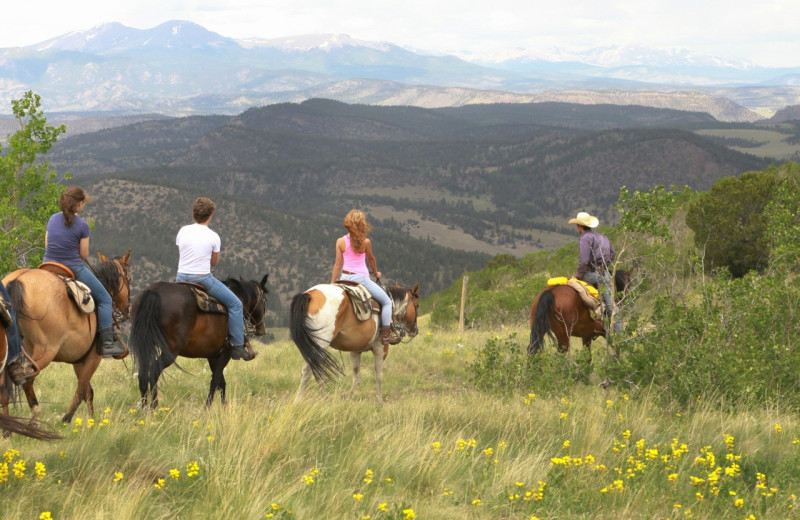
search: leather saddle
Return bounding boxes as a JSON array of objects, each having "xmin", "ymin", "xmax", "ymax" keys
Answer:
[
  {"xmin": 335, "ymin": 281, "xmax": 380, "ymax": 322},
  {"xmin": 38, "ymin": 262, "xmax": 95, "ymax": 314},
  {"xmin": 178, "ymin": 282, "xmax": 227, "ymax": 315}
]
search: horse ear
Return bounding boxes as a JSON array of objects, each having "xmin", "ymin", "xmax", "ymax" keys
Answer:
[
  {"xmin": 97, "ymin": 251, "xmax": 109, "ymax": 263},
  {"xmin": 260, "ymin": 274, "xmax": 269, "ymax": 291},
  {"xmin": 411, "ymin": 283, "xmax": 419, "ymax": 297},
  {"xmin": 121, "ymin": 249, "xmax": 132, "ymax": 264}
]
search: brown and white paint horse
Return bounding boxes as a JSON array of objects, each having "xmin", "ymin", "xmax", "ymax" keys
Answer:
[
  {"xmin": 1, "ymin": 250, "xmax": 132, "ymax": 424},
  {"xmin": 290, "ymin": 283, "xmax": 419, "ymax": 402}
]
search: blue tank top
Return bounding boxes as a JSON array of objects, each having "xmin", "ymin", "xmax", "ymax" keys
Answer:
[{"xmin": 43, "ymin": 213, "xmax": 90, "ymax": 268}]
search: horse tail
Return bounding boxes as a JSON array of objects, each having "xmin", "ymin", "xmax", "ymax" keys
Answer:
[
  {"xmin": 0, "ymin": 414, "xmax": 62, "ymax": 440},
  {"xmin": 289, "ymin": 292, "xmax": 342, "ymax": 384},
  {"xmin": 5, "ymin": 280, "xmax": 27, "ymax": 320},
  {"xmin": 129, "ymin": 288, "xmax": 176, "ymax": 395},
  {"xmin": 528, "ymin": 289, "xmax": 556, "ymax": 354}
]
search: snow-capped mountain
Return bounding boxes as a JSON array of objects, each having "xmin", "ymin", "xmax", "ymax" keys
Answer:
[{"xmin": 0, "ymin": 20, "xmax": 797, "ymax": 119}]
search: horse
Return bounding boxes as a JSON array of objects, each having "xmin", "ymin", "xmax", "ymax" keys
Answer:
[
  {"xmin": 0, "ymin": 250, "xmax": 132, "ymax": 424},
  {"xmin": 0, "ymin": 315, "xmax": 62, "ymax": 439},
  {"xmin": 128, "ymin": 275, "xmax": 269, "ymax": 409},
  {"xmin": 290, "ymin": 282, "xmax": 419, "ymax": 402},
  {"xmin": 527, "ymin": 270, "xmax": 631, "ymax": 356}
]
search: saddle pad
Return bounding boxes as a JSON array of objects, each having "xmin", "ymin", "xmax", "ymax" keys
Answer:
[
  {"xmin": 335, "ymin": 282, "xmax": 378, "ymax": 322},
  {"xmin": 59, "ymin": 276, "xmax": 96, "ymax": 314},
  {"xmin": 187, "ymin": 286, "xmax": 227, "ymax": 315},
  {"xmin": 567, "ymin": 279, "xmax": 601, "ymax": 314}
]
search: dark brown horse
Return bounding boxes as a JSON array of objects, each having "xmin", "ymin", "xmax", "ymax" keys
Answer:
[
  {"xmin": 1, "ymin": 250, "xmax": 132, "ymax": 424},
  {"xmin": 290, "ymin": 283, "xmax": 419, "ymax": 402},
  {"xmin": 0, "ymin": 319, "xmax": 61, "ymax": 439},
  {"xmin": 129, "ymin": 275, "xmax": 268, "ymax": 408},
  {"xmin": 527, "ymin": 270, "xmax": 631, "ymax": 355}
]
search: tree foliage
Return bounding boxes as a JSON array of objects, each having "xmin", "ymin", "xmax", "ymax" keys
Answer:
[
  {"xmin": 0, "ymin": 91, "xmax": 67, "ymax": 273},
  {"xmin": 685, "ymin": 165, "xmax": 800, "ymax": 277}
]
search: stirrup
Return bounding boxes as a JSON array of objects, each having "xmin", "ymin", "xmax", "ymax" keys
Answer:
[{"xmin": 6, "ymin": 352, "xmax": 39, "ymax": 385}]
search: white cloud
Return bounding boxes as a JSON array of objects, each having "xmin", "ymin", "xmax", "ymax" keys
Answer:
[{"xmin": 1, "ymin": 0, "xmax": 798, "ymax": 67}]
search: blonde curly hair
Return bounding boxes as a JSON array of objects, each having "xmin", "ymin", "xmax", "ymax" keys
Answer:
[{"xmin": 343, "ymin": 209, "xmax": 372, "ymax": 253}]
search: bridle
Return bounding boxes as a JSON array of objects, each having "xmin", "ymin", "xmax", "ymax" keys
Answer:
[
  {"xmin": 243, "ymin": 284, "xmax": 267, "ymax": 335},
  {"xmin": 111, "ymin": 259, "xmax": 132, "ymax": 322}
]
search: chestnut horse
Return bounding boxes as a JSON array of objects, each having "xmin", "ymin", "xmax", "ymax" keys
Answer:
[
  {"xmin": 527, "ymin": 270, "xmax": 631, "ymax": 356},
  {"xmin": 290, "ymin": 283, "xmax": 419, "ymax": 402},
  {"xmin": 1, "ymin": 250, "xmax": 132, "ymax": 424},
  {"xmin": 0, "ymin": 317, "xmax": 61, "ymax": 439},
  {"xmin": 128, "ymin": 275, "xmax": 269, "ymax": 409}
]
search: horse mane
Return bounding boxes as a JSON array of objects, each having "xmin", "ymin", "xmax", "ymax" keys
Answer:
[
  {"xmin": 94, "ymin": 259, "xmax": 123, "ymax": 299},
  {"xmin": 385, "ymin": 286, "xmax": 409, "ymax": 307},
  {"xmin": 613, "ymin": 269, "xmax": 631, "ymax": 294},
  {"xmin": 220, "ymin": 277, "xmax": 260, "ymax": 301}
]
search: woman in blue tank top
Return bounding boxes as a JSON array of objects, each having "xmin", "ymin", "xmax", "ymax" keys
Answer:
[{"xmin": 43, "ymin": 187, "xmax": 124, "ymax": 358}]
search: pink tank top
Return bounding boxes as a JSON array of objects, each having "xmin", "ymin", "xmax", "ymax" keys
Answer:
[{"xmin": 342, "ymin": 235, "xmax": 369, "ymax": 275}]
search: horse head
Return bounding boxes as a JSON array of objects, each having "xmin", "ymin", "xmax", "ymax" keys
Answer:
[
  {"xmin": 97, "ymin": 249, "xmax": 132, "ymax": 320},
  {"xmin": 227, "ymin": 275, "xmax": 269, "ymax": 336},
  {"xmin": 389, "ymin": 283, "xmax": 419, "ymax": 339}
]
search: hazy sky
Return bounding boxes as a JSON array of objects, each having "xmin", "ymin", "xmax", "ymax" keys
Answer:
[{"xmin": 2, "ymin": 0, "xmax": 799, "ymax": 67}]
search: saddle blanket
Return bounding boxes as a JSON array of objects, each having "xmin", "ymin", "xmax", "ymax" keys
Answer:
[
  {"xmin": 186, "ymin": 285, "xmax": 227, "ymax": 315},
  {"xmin": 547, "ymin": 276, "xmax": 601, "ymax": 314},
  {"xmin": 335, "ymin": 282, "xmax": 378, "ymax": 322}
]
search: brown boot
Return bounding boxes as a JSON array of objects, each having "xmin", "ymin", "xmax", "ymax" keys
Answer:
[
  {"xmin": 231, "ymin": 338, "xmax": 257, "ymax": 361},
  {"xmin": 6, "ymin": 352, "xmax": 39, "ymax": 386},
  {"xmin": 380, "ymin": 327, "xmax": 401, "ymax": 345}
]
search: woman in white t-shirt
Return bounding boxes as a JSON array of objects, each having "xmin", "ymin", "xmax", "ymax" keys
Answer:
[{"xmin": 175, "ymin": 197, "xmax": 255, "ymax": 361}]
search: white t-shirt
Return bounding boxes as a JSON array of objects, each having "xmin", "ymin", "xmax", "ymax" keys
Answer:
[{"xmin": 176, "ymin": 223, "xmax": 221, "ymax": 275}]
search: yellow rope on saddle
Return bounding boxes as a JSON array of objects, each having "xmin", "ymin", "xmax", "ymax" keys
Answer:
[{"xmin": 547, "ymin": 276, "xmax": 600, "ymax": 299}]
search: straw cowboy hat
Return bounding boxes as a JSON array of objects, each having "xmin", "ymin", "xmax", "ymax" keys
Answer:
[{"xmin": 568, "ymin": 211, "xmax": 599, "ymax": 228}]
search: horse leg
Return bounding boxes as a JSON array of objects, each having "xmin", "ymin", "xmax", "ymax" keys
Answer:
[
  {"xmin": 0, "ymin": 375, "xmax": 11, "ymax": 438},
  {"xmin": 63, "ymin": 357, "xmax": 101, "ymax": 423},
  {"xmin": 294, "ymin": 363, "xmax": 313, "ymax": 403},
  {"xmin": 206, "ymin": 355, "xmax": 228, "ymax": 406},
  {"xmin": 348, "ymin": 352, "xmax": 362, "ymax": 398},
  {"xmin": 21, "ymin": 378, "xmax": 40, "ymax": 426},
  {"xmin": 583, "ymin": 338, "xmax": 593, "ymax": 365},
  {"xmin": 372, "ymin": 344, "xmax": 385, "ymax": 403}
]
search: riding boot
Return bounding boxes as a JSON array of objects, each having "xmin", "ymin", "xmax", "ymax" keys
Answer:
[
  {"xmin": 380, "ymin": 326, "xmax": 401, "ymax": 345},
  {"xmin": 231, "ymin": 337, "xmax": 257, "ymax": 361},
  {"xmin": 6, "ymin": 351, "xmax": 39, "ymax": 386},
  {"xmin": 98, "ymin": 327, "xmax": 125, "ymax": 358}
]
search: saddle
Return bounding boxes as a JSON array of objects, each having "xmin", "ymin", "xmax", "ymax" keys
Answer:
[
  {"xmin": 335, "ymin": 281, "xmax": 379, "ymax": 322},
  {"xmin": 547, "ymin": 276, "xmax": 602, "ymax": 315},
  {"xmin": 178, "ymin": 283, "xmax": 227, "ymax": 315},
  {"xmin": 38, "ymin": 262, "xmax": 95, "ymax": 314}
]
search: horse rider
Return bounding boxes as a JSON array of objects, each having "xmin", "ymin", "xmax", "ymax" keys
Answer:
[
  {"xmin": 44, "ymin": 186, "xmax": 125, "ymax": 358},
  {"xmin": 569, "ymin": 211, "xmax": 616, "ymax": 318},
  {"xmin": 175, "ymin": 197, "xmax": 256, "ymax": 361},
  {"xmin": 1, "ymin": 280, "xmax": 39, "ymax": 385},
  {"xmin": 331, "ymin": 209, "xmax": 401, "ymax": 345}
]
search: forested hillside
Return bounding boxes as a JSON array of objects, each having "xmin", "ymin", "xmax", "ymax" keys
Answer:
[{"xmin": 46, "ymin": 99, "xmax": 772, "ymax": 323}]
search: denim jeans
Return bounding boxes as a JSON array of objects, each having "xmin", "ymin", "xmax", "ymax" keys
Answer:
[
  {"xmin": 176, "ymin": 273, "xmax": 244, "ymax": 346},
  {"xmin": 73, "ymin": 264, "xmax": 113, "ymax": 330},
  {"xmin": 580, "ymin": 270, "xmax": 613, "ymax": 313},
  {"xmin": 0, "ymin": 281, "xmax": 22, "ymax": 360},
  {"xmin": 339, "ymin": 273, "xmax": 393, "ymax": 327}
]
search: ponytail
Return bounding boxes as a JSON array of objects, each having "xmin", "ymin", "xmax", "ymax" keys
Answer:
[{"xmin": 58, "ymin": 187, "xmax": 86, "ymax": 227}]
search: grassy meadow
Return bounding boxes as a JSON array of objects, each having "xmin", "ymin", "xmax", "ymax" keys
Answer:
[{"xmin": 3, "ymin": 318, "xmax": 800, "ymax": 520}]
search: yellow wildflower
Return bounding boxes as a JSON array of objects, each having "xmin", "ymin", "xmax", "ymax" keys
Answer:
[
  {"xmin": 113, "ymin": 472, "xmax": 124, "ymax": 483},
  {"xmin": 187, "ymin": 461, "xmax": 200, "ymax": 477},
  {"xmin": 402, "ymin": 508, "xmax": 416, "ymax": 519},
  {"xmin": 353, "ymin": 493, "xmax": 364, "ymax": 503},
  {"xmin": 169, "ymin": 468, "xmax": 180, "ymax": 480},
  {"xmin": 35, "ymin": 461, "xmax": 46, "ymax": 480},
  {"xmin": 39, "ymin": 513, "xmax": 52, "ymax": 520},
  {"xmin": 378, "ymin": 503, "xmax": 388, "ymax": 512}
]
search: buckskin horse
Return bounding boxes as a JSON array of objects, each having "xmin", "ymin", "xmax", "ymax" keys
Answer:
[
  {"xmin": 128, "ymin": 275, "xmax": 268, "ymax": 409},
  {"xmin": 0, "ymin": 250, "xmax": 132, "ymax": 424},
  {"xmin": 527, "ymin": 270, "xmax": 631, "ymax": 357},
  {"xmin": 290, "ymin": 282, "xmax": 419, "ymax": 402}
]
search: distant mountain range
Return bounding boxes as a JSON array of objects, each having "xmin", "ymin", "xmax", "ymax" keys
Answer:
[{"xmin": 1, "ymin": 21, "xmax": 799, "ymax": 120}]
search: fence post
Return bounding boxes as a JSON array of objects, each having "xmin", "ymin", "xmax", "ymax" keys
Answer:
[{"xmin": 458, "ymin": 275, "xmax": 469, "ymax": 336}]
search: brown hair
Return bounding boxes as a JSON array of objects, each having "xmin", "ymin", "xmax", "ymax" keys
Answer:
[
  {"xmin": 343, "ymin": 209, "xmax": 371, "ymax": 252},
  {"xmin": 59, "ymin": 186, "xmax": 87, "ymax": 227},
  {"xmin": 193, "ymin": 197, "xmax": 216, "ymax": 223}
]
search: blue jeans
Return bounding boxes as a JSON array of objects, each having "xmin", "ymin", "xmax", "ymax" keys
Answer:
[
  {"xmin": 73, "ymin": 264, "xmax": 113, "ymax": 330},
  {"xmin": 177, "ymin": 273, "xmax": 244, "ymax": 347},
  {"xmin": 339, "ymin": 273, "xmax": 393, "ymax": 327},
  {"xmin": 0, "ymin": 281, "xmax": 22, "ymax": 360},
  {"xmin": 580, "ymin": 270, "xmax": 614, "ymax": 313}
]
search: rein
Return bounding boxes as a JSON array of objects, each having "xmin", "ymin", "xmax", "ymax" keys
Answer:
[
  {"xmin": 243, "ymin": 287, "xmax": 266, "ymax": 335},
  {"xmin": 391, "ymin": 289, "xmax": 419, "ymax": 344}
]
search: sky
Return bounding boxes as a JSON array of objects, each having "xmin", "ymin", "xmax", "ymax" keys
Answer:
[{"xmin": 1, "ymin": 0, "xmax": 799, "ymax": 67}]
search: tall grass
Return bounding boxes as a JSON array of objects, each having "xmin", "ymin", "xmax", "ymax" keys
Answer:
[{"xmin": 2, "ymin": 325, "xmax": 800, "ymax": 519}]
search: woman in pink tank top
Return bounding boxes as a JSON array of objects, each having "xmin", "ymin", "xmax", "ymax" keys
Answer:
[{"xmin": 331, "ymin": 209, "xmax": 400, "ymax": 345}]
